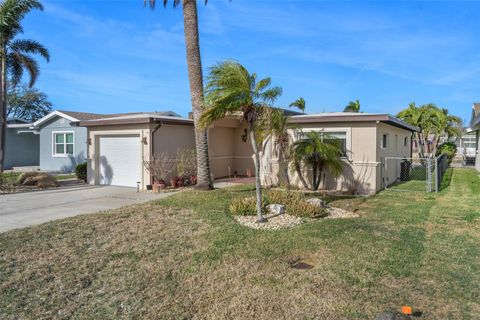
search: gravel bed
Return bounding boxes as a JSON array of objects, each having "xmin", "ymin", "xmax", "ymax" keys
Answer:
[
  {"xmin": 325, "ymin": 207, "xmax": 359, "ymax": 219},
  {"xmin": 235, "ymin": 213, "xmax": 304, "ymax": 230}
]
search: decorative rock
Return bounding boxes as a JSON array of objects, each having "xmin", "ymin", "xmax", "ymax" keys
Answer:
[
  {"xmin": 235, "ymin": 213, "xmax": 303, "ymax": 230},
  {"xmin": 306, "ymin": 198, "xmax": 326, "ymax": 208},
  {"xmin": 267, "ymin": 204, "xmax": 286, "ymax": 215}
]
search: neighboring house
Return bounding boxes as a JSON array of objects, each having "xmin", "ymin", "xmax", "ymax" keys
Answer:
[
  {"xmin": 261, "ymin": 112, "xmax": 418, "ymax": 194},
  {"xmin": 80, "ymin": 113, "xmax": 195, "ymax": 188},
  {"xmin": 81, "ymin": 111, "xmax": 417, "ymax": 195},
  {"xmin": 5, "ymin": 110, "xmax": 182, "ymax": 172},
  {"xmin": 469, "ymin": 103, "xmax": 480, "ymax": 171},
  {"xmin": 5, "ymin": 118, "xmax": 39, "ymax": 170}
]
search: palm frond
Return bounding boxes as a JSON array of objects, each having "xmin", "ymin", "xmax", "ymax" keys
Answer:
[
  {"xmin": 9, "ymin": 52, "xmax": 39, "ymax": 87},
  {"xmin": 10, "ymin": 39, "xmax": 49, "ymax": 61}
]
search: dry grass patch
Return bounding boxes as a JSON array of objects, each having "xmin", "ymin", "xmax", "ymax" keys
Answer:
[{"xmin": 1, "ymin": 169, "xmax": 479, "ymax": 319}]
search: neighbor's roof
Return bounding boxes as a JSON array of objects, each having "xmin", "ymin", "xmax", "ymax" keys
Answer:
[
  {"xmin": 288, "ymin": 112, "xmax": 419, "ymax": 132},
  {"xmin": 31, "ymin": 110, "xmax": 182, "ymax": 127},
  {"xmin": 79, "ymin": 113, "xmax": 193, "ymax": 127}
]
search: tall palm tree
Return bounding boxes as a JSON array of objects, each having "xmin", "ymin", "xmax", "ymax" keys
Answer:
[
  {"xmin": 291, "ymin": 131, "xmax": 343, "ymax": 191},
  {"xmin": 145, "ymin": 0, "xmax": 213, "ymax": 190},
  {"xmin": 200, "ymin": 61, "xmax": 282, "ymax": 222},
  {"xmin": 0, "ymin": 0, "xmax": 49, "ymax": 173},
  {"xmin": 344, "ymin": 99, "xmax": 360, "ymax": 112},
  {"xmin": 289, "ymin": 97, "xmax": 305, "ymax": 113}
]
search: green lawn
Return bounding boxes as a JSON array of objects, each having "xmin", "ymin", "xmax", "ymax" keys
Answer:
[{"xmin": 1, "ymin": 168, "xmax": 479, "ymax": 319}]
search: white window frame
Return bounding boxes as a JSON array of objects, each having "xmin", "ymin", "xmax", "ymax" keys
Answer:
[
  {"xmin": 52, "ymin": 131, "xmax": 75, "ymax": 157},
  {"xmin": 295, "ymin": 127, "xmax": 352, "ymax": 160},
  {"xmin": 381, "ymin": 133, "xmax": 388, "ymax": 149}
]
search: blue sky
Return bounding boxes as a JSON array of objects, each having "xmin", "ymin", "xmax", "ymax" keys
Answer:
[{"xmin": 21, "ymin": 0, "xmax": 480, "ymax": 123}]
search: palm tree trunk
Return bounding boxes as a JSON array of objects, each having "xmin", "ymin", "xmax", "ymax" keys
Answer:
[
  {"xmin": 294, "ymin": 161, "xmax": 309, "ymax": 190},
  {"xmin": 182, "ymin": 0, "xmax": 212, "ymax": 190},
  {"xmin": 249, "ymin": 124, "xmax": 265, "ymax": 222},
  {"xmin": 312, "ymin": 162, "xmax": 318, "ymax": 191},
  {"xmin": 278, "ymin": 147, "xmax": 290, "ymax": 189},
  {"xmin": 0, "ymin": 47, "xmax": 7, "ymax": 173}
]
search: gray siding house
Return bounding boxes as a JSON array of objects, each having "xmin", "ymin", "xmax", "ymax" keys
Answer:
[{"xmin": 5, "ymin": 119, "xmax": 39, "ymax": 169}]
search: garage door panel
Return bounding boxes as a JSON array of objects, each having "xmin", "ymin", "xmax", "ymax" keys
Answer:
[{"xmin": 99, "ymin": 135, "xmax": 141, "ymax": 187}]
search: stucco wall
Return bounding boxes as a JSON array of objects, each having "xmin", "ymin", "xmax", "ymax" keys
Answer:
[
  {"xmin": 208, "ymin": 120, "xmax": 254, "ymax": 179},
  {"xmin": 376, "ymin": 122, "xmax": 413, "ymax": 189},
  {"xmin": 4, "ymin": 128, "xmax": 39, "ymax": 169},
  {"xmin": 266, "ymin": 122, "xmax": 379, "ymax": 194},
  {"xmin": 39, "ymin": 117, "xmax": 87, "ymax": 172}
]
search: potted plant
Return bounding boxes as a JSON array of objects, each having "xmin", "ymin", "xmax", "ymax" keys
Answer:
[
  {"xmin": 143, "ymin": 153, "xmax": 175, "ymax": 193},
  {"xmin": 170, "ymin": 176, "xmax": 180, "ymax": 188}
]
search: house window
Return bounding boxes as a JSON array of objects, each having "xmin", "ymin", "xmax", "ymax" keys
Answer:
[
  {"xmin": 404, "ymin": 136, "xmax": 408, "ymax": 147},
  {"xmin": 381, "ymin": 134, "xmax": 388, "ymax": 149},
  {"xmin": 53, "ymin": 132, "xmax": 74, "ymax": 156},
  {"xmin": 297, "ymin": 131, "xmax": 347, "ymax": 157}
]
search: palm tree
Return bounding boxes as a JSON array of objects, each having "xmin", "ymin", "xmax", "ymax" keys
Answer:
[
  {"xmin": 289, "ymin": 97, "xmax": 305, "ymax": 113},
  {"xmin": 291, "ymin": 131, "xmax": 343, "ymax": 191},
  {"xmin": 431, "ymin": 108, "xmax": 462, "ymax": 157},
  {"xmin": 265, "ymin": 108, "xmax": 291, "ymax": 188},
  {"xmin": 200, "ymin": 61, "xmax": 282, "ymax": 222},
  {"xmin": 145, "ymin": 0, "xmax": 213, "ymax": 190},
  {"xmin": 344, "ymin": 99, "xmax": 360, "ymax": 112},
  {"xmin": 397, "ymin": 102, "xmax": 426, "ymax": 158},
  {"xmin": 0, "ymin": 0, "xmax": 49, "ymax": 173}
]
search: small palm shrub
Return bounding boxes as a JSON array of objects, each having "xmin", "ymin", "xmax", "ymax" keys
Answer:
[
  {"xmin": 230, "ymin": 190, "xmax": 326, "ymax": 218},
  {"xmin": 229, "ymin": 196, "xmax": 270, "ymax": 216},
  {"xmin": 267, "ymin": 190, "xmax": 326, "ymax": 218},
  {"xmin": 75, "ymin": 162, "xmax": 87, "ymax": 182}
]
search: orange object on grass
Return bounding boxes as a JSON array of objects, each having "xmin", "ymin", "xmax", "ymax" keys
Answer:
[{"xmin": 401, "ymin": 306, "xmax": 412, "ymax": 315}]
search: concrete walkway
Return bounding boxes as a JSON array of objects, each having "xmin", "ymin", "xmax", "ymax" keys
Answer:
[{"xmin": 0, "ymin": 185, "xmax": 176, "ymax": 233}]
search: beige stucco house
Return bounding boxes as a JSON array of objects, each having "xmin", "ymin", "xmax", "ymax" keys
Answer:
[
  {"xmin": 261, "ymin": 112, "xmax": 418, "ymax": 194},
  {"xmin": 80, "ymin": 111, "xmax": 417, "ymax": 195}
]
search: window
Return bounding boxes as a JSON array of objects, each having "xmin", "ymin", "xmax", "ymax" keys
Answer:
[
  {"xmin": 53, "ymin": 132, "xmax": 74, "ymax": 156},
  {"xmin": 297, "ymin": 131, "xmax": 347, "ymax": 157},
  {"xmin": 404, "ymin": 136, "xmax": 408, "ymax": 147},
  {"xmin": 381, "ymin": 134, "xmax": 388, "ymax": 149}
]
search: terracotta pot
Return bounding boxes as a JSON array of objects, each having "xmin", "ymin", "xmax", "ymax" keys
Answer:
[
  {"xmin": 178, "ymin": 177, "xmax": 185, "ymax": 187},
  {"xmin": 170, "ymin": 177, "xmax": 179, "ymax": 188},
  {"xmin": 190, "ymin": 175, "xmax": 197, "ymax": 185},
  {"xmin": 152, "ymin": 180, "xmax": 167, "ymax": 193}
]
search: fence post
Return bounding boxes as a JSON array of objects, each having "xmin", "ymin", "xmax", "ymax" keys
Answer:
[
  {"xmin": 435, "ymin": 156, "xmax": 439, "ymax": 193},
  {"xmin": 426, "ymin": 158, "xmax": 432, "ymax": 193}
]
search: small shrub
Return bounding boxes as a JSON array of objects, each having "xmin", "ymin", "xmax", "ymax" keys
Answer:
[
  {"xmin": 229, "ymin": 196, "xmax": 269, "ymax": 216},
  {"xmin": 17, "ymin": 172, "xmax": 59, "ymax": 188},
  {"xmin": 75, "ymin": 162, "xmax": 87, "ymax": 182},
  {"xmin": 437, "ymin": 142, "xmax": 457, "ymax": 163},
  {"xmin": 267, "ymin": 189, "xmax": 326, "ymax": 218}
]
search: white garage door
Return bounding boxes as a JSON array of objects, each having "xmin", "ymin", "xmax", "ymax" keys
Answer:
[{"xmin": 99, "ymin": 135, "xmax": 141, "ymax": 187}]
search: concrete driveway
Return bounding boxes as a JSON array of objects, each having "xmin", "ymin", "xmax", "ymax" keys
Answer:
[{"xmin": 0, "ymin": 185, "xmax": 172, "ymax": 233}]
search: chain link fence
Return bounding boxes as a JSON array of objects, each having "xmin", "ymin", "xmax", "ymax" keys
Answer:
[{"xmin": 383, "ymin": 156, "xmax": 448, "ymax": 193}]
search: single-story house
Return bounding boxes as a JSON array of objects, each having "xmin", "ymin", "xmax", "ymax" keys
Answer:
[
  {"xmin": 469, "ymin": 103, "xmax": 480, "ymax": 171},
  {"xmin": 80, "ymin": 111, "xmax": 417, "ymax": 195},
  {"xmin": 5, "ymin": 110, "xmax": 181, "ymax": 172},
  {"xmin": 261, "ymin": 112, "xmax": 418, "ymax": 194}
]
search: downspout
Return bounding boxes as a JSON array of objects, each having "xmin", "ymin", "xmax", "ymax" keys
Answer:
[{"xmin": 150, "ymin": 120, "xmax": 163, "ymax": 184}]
